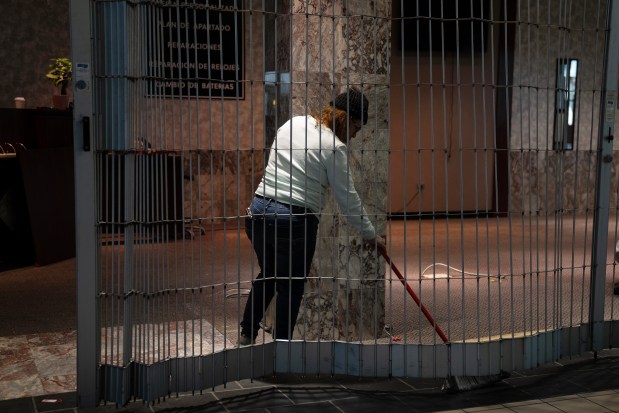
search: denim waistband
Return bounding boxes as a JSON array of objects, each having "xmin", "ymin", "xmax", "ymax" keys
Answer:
[{"xmin": 254, "ymin": 194, "xmax": 313, "ymax": 215}]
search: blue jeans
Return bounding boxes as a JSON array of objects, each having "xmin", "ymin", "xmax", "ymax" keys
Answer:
[{"xmin": 241, "ymin": 196, "xmax": 319, "ymax": 340}]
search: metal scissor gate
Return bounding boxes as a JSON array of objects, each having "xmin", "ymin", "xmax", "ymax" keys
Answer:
[{"xmin": 72, "ymin": 0, "xmax": 619, "ymax": 407}]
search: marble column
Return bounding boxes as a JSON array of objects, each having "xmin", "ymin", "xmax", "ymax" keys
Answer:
[{"xmin": 283, "ymin": 0, "xmax": 392, "ymax": 341}]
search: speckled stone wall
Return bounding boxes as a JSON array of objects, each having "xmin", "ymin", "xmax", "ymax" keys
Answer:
[
  {"xmin": 285, "ymin": 0, "xmax": 392, "ymax": 341},
  {"xmin": 163, "ymin": 2, "xmax": 267, "ymax": 223},
  {"xmin": 0, "ymin": 0, "xmax": 71, "ymax": 109},
  {"xmin": 509, "ymin": 0, "xmax": 618, "ymax": 214}
]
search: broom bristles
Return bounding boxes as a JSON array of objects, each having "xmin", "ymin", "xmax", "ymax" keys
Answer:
[{"xmin": 442, "ymin": 371, "xmax": 510, "ymax": 393}]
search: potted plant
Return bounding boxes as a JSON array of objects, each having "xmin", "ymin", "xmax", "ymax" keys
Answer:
[{"xmin": 46, "ymin": 57, "xmax": 72, "ymax": 109}]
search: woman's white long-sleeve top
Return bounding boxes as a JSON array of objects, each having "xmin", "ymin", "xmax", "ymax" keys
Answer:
[{"xmin": 255, "ymin": 115, "xmax": 376, "ymax": 240}]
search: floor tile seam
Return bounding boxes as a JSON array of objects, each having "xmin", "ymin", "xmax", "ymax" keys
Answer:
[
  {"xmin": 28, "ymin": 345, "xmax": 77, "ymax": 384},
  {"xmin": 573, "ymin": 394, "xmax": 619, "ymax": 413},
  {"xmin": 33, "ymin": 354, "xmax": 77, "ymax": 378},
  {"xmin": 215, "ymin": 385, "xmax": 358, "ymax": 408},
  {"xmin": 328, "ymin": 395, "xmax": 372, "ymax": 406},
  {"xmin": 235, "ymin": 379, "xmax": 277, "ymax": 390},
  {"xmin": 509, "ymin": 401, "xmax": 560, "ymax": 413},
  {"xmin": 351, "ymin": 384, "xmax": 443, "ymax": 397},
  {"xmin": 562, "ymin": 375, "xmax": 612, "ymax": 395},
  {"xmin": 503, "ymin": 371, "xmax": 576, "ymax": 390},
  {"xmin": 23, "ymin": 339, "xmax": 37, "ymax": 365},
  {"xmin": 206, "ymin": 390, "xmax": 231, "ymax": 413},
  {"xmin": 510, "ymin": 399, "xmax": 567, "ymax": 413},
  {"xmin": 275, "ymin": 386, "xmax": 294, "ymax": 406},
  {"xmin": 460, "ymin": 402, "xmax": 509, "ymax": 411},
  {"xmin": 29, "ymin": 340, "xmax": 76, "ymax": 354},
  {"xmin": 393, "ymin": 376, "xmax": 424, "ymax": 391},
  {"xmin": 572, "ymin": 364, "xmax": 619, "ymax": 374},
  {"xmin": 522, "ymin": 396, "xmax": 618, "ymax": 413},
  {"xmin": 551, "ymin": 358, "xmax": 619, "ymax": 372},
  {"xmin": 214, "ymin": 383, "xmax": 277, "ymax": 395},
  {"xmin": 274, "ymin": 395, "xmax": 358, "ymax": 408},
  {"xmin": 515, "ymin": 388, "xmax": 582, "ymax": 404},
  {"xmin": 218, "ymin": 386, "xmax": 359, "ymax": 407},
  {"xmin": 242, "ymin": 382, "xmax": 443, "ymax": 402},
  {"xmin": 545, "ymin": 398, "xmax": 614, "ymax": 413},
  {"xmin": 574, "ymin": 387, "xmax": 619, "ymax": 398},
  {"xmin": 578, "ymin": 389, "xmax": 619, "ymax": 397},
  {"xmin": 541, "ymin": 392, "xmax": 591, "ymax": 408},
  {"xmin": 504, "ymin": 371, "xmax": 558, "ymax": 383},
  {"xmin": 2, "ymin": 390, "xmax": 55, "ymax": 404},
  {"xmin": 328, "ymin": 398, "xmax": 347, "ymax": 413},
  {"xmin": 26, "ymin": 341, "xmax": 51, "ymax": 384},
  {"xmin": 277, "ymin": 384, "xmax": 359, "ymax": 400},
  {"xmin": 0, "ymin": 355, "xmax": 48, "ymax": 402},
  {"xmin": 0, "ymin": 359, "xmax": 39, "ymax": 381},
  {"xmin": 540, "ymin": 393, "xmax": 581, "ymax": 403},
  {"xmin": 506, "ymin": 369, "xmax": 619, "ymax": 397},
  {"xmin": 25, "ymin": 331, "xmax": 74, "ymax": 343},
  {"xmin": 502, "ymin": 397, "xmax": 555, "ymax": 408}
]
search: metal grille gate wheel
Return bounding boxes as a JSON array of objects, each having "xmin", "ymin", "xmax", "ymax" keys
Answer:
[{"xmin": 71, "ymin": 0, "xmax": 619, "ymax": 407}]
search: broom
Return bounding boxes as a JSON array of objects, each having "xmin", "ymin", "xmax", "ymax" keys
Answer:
[
  {"xmin": 380, "ymin": 250, "xmax": 449, "ymax": 343},
  {"xmin": 379, "ymin": 250, "xmax": 508, "ymax": 392}
]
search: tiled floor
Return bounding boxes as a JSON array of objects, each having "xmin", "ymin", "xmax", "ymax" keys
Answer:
[
  {"xmin": 0, "ymin": 331, "xmax": 76, "ymax": 401},
  {"xmin": 1, "ymin": 218, "xmax": 619, "ymax": 412},
  {"xmin": 0, "ymin": 330, "xmax": 618, "ymax": 412}
]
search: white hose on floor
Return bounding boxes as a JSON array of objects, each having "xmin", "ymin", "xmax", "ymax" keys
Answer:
[{"xmin": 421, "ymin": 263, "xmax": 504, "ymax": 279}]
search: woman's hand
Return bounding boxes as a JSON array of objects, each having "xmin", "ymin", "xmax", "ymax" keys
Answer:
[{"xmin": 364, "ymin": 236, "xmax": 387, "ymax": 256}]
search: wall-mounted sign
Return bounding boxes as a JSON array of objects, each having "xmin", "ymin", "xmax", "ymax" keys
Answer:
[{"xmin": 148, "ymin": 0, "xmax": 244, "ymax": 99}]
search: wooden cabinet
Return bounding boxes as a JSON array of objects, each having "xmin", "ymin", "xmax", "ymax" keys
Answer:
[
  {"xmin": 0, "ymin": 108, "xmax": 74, "ymax": 267},
  {"xmin": 0, "ymin": 108, "xmax": 73, "ymax": 150},
  {"xmin": 0, "ymin": 156, "xmax": 33, "ymax": 269}
]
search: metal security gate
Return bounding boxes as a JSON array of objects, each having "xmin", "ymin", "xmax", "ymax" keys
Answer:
[{"xmin": 71, "ymin": 0, "xmax": 619, "ymax": 407}]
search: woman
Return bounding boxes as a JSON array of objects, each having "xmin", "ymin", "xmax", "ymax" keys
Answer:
[{"xmin": 239, "ymin": 88, "xmax": 387, "ymax": 345}]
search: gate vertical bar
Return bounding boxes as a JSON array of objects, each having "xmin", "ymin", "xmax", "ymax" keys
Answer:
[
  {"xmin": 591, "ymin": 0, "xmax": 619, "ymax": 352},
  {"xmin": 71, "ymin": 0, "xmax": 99, "ymax": 407}
]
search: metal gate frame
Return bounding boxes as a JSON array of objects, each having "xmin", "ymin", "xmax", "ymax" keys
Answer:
[{"xmin": 72, "ymin": 0, "xmax": 619, "ymax": 407}]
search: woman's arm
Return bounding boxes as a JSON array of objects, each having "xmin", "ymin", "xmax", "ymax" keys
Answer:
[{"xmin": 325, "ymin": 146, "xmax": 376, "ymax": 240}]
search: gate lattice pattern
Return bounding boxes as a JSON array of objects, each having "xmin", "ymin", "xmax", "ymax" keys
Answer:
[{"xmin": 75, "ymin": 0, "xmax": 619, "ymax": 406}]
